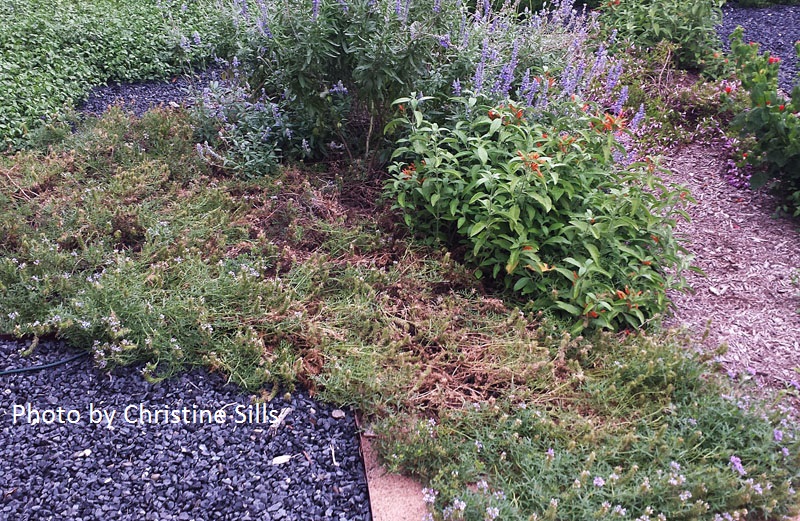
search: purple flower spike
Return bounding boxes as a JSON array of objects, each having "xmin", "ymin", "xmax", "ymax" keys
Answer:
[{"xmin": 730, "ymin": 455, "xmax": 747, "ymax": 476}]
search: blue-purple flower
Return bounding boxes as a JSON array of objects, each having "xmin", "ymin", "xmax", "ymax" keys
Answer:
[{"xmin": 730, "ymin": 455, "xmax": 747, "ymax": 476}]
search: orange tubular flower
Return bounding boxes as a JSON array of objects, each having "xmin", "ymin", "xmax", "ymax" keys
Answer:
[{"xmin": 518, "ymin": 150, "xmax": 545, "ymax": 177}]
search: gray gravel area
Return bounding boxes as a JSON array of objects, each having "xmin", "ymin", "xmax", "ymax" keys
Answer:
[
  {"xmin": 717, "ymin": 3, "xmax": 800, "ymax": 93},
  {"xmin": 1, "ymin": 338, "xmax": 371, "ymax": 521},
  {"xmin": 78, "ymin": 67, "xmax": 225, "ymax": 117}
]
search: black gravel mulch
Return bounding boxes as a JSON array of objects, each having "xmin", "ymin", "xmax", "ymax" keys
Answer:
[
  {"xmin": 717, "ymin": 3, "xmax": 800, "ymax": 94},
  {"xmin": 1, "ymin": 338, "xmax": 371, "ymax": 521},
  {"xmin": 77, "ymin": 67, "xmax": 225, "ymax": 118}
]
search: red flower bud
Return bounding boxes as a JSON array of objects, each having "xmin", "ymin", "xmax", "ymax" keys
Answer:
[
  {"xmin": 779, "ymin": 104, "xmax": 785, "ymax": 111},
  {"xmin": 768, "ymin": 56, "xmax": 780, "ymax": 64},
  {"xmin": 724, "ymin": 86, "xmax": 732, "ymax": 94}
]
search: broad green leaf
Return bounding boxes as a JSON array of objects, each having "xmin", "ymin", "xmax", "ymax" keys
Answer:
[
  {"xmin": 554, "ymin": 301, "xmax": 581, "ymax": 315},
  {"xmin": 477, "ymin": 146, "xmax": 488, "ymax": 165},
  {"xmin": 470, "ymin": 221, "xmax": 487, "ymax": 237}
]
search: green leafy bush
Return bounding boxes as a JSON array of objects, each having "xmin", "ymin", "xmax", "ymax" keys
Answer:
[
  {"xmin": 0, "ymin": 0, "xmax": 235, "ymax": 146},
  {"xmin": 385, "ymin": 93, "xmax": 693, "ymax": 332},
  {"xmin": 726, "ymin": 27, "xmax": 800, "ymax": 215},
  {"xmin": 599, "ymin": 0, "xmax": 724, "ymax": 70}
]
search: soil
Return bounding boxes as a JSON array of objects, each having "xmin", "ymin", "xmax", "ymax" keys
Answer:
[{"xmin": 663, "ymin": 143, "xmax": 800, "ymax": 404}]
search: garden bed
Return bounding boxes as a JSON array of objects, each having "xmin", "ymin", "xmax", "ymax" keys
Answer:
[{"xmin": 2, "ymin": 0, "xmax": 800, "ymax": 520}]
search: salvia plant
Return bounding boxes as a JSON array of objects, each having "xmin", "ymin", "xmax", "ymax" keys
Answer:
[{"xmin": 219, "ymin": 0, "xmax": 607, "ymax": 169}]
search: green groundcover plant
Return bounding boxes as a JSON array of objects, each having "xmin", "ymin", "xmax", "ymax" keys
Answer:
[
  {"xmin": 0, "ymin": 0, "xmax": 235, "ymax": 147},
  {"xmin": 378, "ymin": 330, "xmax": 800, "ymax": 521},
  {"xmin": 385, "ymin": 93, "xmax": 693, "ymax": 332},
  {"xmin": 725, "ymin": 27, "xmax": 800, "ymax": 215},
  {"xmin": 0, "ymin": 70, "xmax": 798, "ymax": 521},
  {"xmin": 2, "ymin": 1, "xmax": 799, "ymax": 520}
]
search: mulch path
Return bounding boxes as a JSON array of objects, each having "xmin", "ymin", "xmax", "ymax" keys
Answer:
[{"xmin": 663, "ymin": 143, "xmax": 800, "ymax": 395}]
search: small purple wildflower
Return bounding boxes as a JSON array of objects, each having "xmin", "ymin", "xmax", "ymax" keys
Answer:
[
  {"xmin": 535, "ymin": 77, "xmax": 549, "ymax": 110},
  {"xmin": 593, "ymin": 476, "xmax": 605, "ymax": 487},
  {"xmin": 590, "ymin": 45, "xmax": 608, "ymax": 80},
  {"xmin": 605, "ymin": 63, "xmax": 623, "ymax": 93},
  {"xmin": 438, "ymin": 34, "xmax": 451, "ymax": 49},
  {"xmin": 492, "ymin": 38, "xmax": 520, "ymax": 98},
  {"xmin": 485, "ymin": 506, "xmax": 500, "ymax": 520},
  {"xmin": 433, "ymin": 0, "xmax": 441, "ymax": 13},
  {"xmin": 782, "ymin": 447, "xmax": 790, "ymax": 457},
  {"xmin": 312, "ymin": 0, "xmax": 320, "ymax": 19},
  {"xmin": 422, "ymin": 487, "xmax": 438, "ymax": 504},
  {"xmin": 472, "ymin": 39, "xmax": 490, "ymax": 95},
  {"xmin": 730, "ymin": 455, "xmax": 747, "ymax": 476},
  {"xmin": 192, "ymin": 31, "xmax": 202, "ymax": 46},
  {"xmin": 330, "ymin": 80, "xmax": 348, "ymax": 95},
  {"xmin": 774, "ymin": 429, "xmax": 784, "ymax": 442},
  {"xmin": 524, "ymin": 75, "xmax": 540, "ymax": 107}
]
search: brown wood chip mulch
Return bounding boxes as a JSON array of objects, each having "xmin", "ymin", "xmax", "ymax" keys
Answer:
[{"xmin": 662, "ymin": 144, "xmax": 800, "ymax": 390}]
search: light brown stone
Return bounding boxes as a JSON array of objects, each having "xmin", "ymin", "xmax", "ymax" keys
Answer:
[{"xmin": 361, "ymin": 433, "xmax": 428, "ymax": 521}]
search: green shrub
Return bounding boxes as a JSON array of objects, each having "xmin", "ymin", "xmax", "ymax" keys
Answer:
[
  {"xmin": 192, "ymin": 79, "xmax": 300, "ymax": 178},
  {"xmin": 726, "ymin": 27, "xmax": 800, "ymax": 215},
  {"xmin": 599, "ymin": 0, "xmax": 724, "ymax": 70},
  {"xmin": 385, "ymin": 93, "xmax": 693, "ymax": 332}
]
